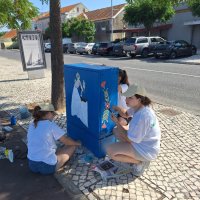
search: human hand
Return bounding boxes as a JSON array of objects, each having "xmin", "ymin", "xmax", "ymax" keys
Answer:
[
  {"xmin": 112, "ymin": 106, "xmax": 118, "ymax": 112},
  {"xmin": 110, "ymin": 113, "xmax": 118, "ymax": 124}
]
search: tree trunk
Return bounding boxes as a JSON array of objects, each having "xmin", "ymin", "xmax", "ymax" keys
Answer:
[{"xmin": 50, "ymin": 0, "xmax": 64, "ymax": 111}]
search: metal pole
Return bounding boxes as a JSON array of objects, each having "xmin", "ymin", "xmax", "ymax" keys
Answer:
[{"xmin": 111, "ymin": 0, "xmax": 113, "ymax": 42}]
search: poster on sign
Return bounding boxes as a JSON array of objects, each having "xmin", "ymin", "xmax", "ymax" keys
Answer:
[{"xmin": 18, "ymin": 31, "xmax": 46, "ymax": 71}]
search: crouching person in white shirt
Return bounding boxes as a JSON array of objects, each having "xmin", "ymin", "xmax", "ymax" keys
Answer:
[
  {"xmin": 106, "ymin": 84, "xmax": 161, "ymax": 176},
  {"xmin": 27, "ymin": 103, "xmax": 81, "ymax": 175}
]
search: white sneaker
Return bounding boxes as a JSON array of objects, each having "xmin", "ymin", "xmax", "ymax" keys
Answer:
[{"xmin": 131, "ymin": 161, "xmax": 150, "ymax": 176}]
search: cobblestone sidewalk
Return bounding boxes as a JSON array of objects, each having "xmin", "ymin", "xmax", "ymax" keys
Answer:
[{"xmin": 0, "ymin": 55, "xmax": 199, "ymax": 200}]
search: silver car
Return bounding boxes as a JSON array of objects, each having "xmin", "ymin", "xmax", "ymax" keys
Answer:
[
  {"xmin": 68, "ymin": 42, "xmax": 86, "ymax": 54},
  {"xmin": 123, "ymin": 36, "xmax": 165, "ymax": 58},
  {"xmin": 77, "ymin": 43, "xmax": 95, "ymax": 54}
]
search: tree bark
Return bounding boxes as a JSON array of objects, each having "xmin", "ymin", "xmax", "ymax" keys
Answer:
[{"xmin": 50, "ymin": 0, "xmax": 64, "ymax": 111}]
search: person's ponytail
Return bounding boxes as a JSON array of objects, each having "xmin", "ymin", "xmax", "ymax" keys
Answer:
[{"xmin": 33, "ymin": 106, "xmax": 48, "ymax": 128}]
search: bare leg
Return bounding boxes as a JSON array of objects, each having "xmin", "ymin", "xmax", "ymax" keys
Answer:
[
  {"xmin": 109, "ymin": 153, "xmax": 140, "ymax": 164},
  {"xmin": 56, "ymin": 146, "xmax": 76, "ymax": 171},
  {"xmin": 106, "ymin": 142, "xmax": 141, "ymax": 164}
]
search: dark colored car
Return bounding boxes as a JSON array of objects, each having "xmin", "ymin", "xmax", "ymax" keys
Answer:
[
  {"xmin": 92, "ymin": 43, "xmax": 100, "ymax": 55},
  {"xmin": 97, "ymin": 42, "xmax": 114, "ymax": 56},
  {"xmin": 154, "ymin": 40, "xmax": 197, "ymax": 59},
  {"xmin": 112, "ymin": 42, "xmax": 126, "ymax": 57},
  {"xmin": 63, "ymin": 43, "xmax": 71, "ymax": 53}
]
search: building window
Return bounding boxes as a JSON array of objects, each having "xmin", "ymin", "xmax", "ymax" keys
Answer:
[{"xmin": 77, "ymin": 7, "xmax": 79, "ymax": 12}]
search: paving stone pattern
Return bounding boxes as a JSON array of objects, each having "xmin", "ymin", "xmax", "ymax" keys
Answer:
[{"xmin": 0, "ymin": 56, "xmax": 199, "ymax": 199}]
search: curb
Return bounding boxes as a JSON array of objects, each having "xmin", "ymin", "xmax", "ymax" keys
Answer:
[
  {"xmin": 55, "ymin": 173, "xmax": 88, "ymax": 200},
  {"xmin": 164, "ymin": 60, "xmax": 200, "ymax": 65}
]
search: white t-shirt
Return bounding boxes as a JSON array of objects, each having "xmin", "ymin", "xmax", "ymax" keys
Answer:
[
  {"xmin": 27, "ymin": 120, "xmax": 65, "ymax": 165},
  {"xmin": 118, "ymin": 84, "xmax": 129, "ymax": 110},
  {"xmin": 127, "ymin": 106, "xmax": 161, "ymax": 161}
]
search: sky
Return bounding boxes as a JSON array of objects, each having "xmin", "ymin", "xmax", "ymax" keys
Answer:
[{"xmin": 29, "ymin": 0, "xmax": 126, "ymax": 13}]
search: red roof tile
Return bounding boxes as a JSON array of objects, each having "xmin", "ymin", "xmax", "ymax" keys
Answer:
[
  {"xmin": 83, "ymin": 4, "xmax": 126, "ymax": 21},
  {"xmin": 2, "ymin": 29, "xmax": 17, "ymax": 39},
  {"xmin": 33, "ymin": 3, "xmax": 80, "ymax": 21}
]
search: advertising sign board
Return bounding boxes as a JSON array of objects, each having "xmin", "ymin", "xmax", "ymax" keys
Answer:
[{"xmin": 18, "ymin": 31, "xmax": 46, "ymax": 71}]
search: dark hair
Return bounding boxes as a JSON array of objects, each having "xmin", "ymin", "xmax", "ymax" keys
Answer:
[
  {"xmin": 33, "ymin": 106, "xmax": 49, "ymax": 128},
  {"xmin": 119, "ymin": 69, "xmax": 129, "ymax": 86},
  {"xmin": 135, "ymin": 94, "xmax": 151, "ymax": 106}
]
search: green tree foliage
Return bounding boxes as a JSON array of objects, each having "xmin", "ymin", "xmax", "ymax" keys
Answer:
[
  {"xmin": 62, "ymin": 21, "xmax": 72, "ymax": 38},
  {"xmin": 188, "ymin": 0, "xmax": 200, "ymax": 17},
  {"xmin": 0, "ymin": 0, "xmax": 39, "ymax": 29},
  {"xmin": 0, "ymin": 31, "xmax": 6, "ymax": 37},
  {"xmin": 124, "ymin": 0, "xmax": 175, "ymax": 35},
  {"xmin": 69, "ymin": 17, "xmax": 96, "ymax": 42}
]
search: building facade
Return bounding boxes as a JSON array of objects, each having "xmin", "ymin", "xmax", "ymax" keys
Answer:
[
  {"xmin": 82, "ymin": 4, "xmax": 126, "ymax": 42},
  {"xmin": 168, "ymin": 4, "xmax": 200, "ymax": 48},
  {"xmin": 32, "ymin": 3, "xmax": 88, "ymax": 32}
]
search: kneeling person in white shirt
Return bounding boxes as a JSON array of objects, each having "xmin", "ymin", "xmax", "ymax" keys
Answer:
[{"xmin": 27, "ymin": 103, "xmax": 80, "ymax": 175}]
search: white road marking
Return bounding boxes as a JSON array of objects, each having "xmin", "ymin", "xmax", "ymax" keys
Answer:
[{"xmin": 124, "ymin": 67, "xmax": 200, "ymax": 78}]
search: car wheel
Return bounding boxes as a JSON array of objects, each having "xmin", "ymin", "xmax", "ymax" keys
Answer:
[
  {"xmin": 155, "ymin": 54, "xmax": 160, "ymax": 59},
  {"xmin": 108, "ymin": 51, "xmax": 113, "ymax": 56},
  {"xmin": 131, "ymin": 54, "xmax": 136, "ymax": 58},
  {"xmin": 141, "ymin": 49, "xmax": 149, "ymax": 58},
  {"xmin": 170, "ymin": 51, "xmax": 177, "ymax": 59}
]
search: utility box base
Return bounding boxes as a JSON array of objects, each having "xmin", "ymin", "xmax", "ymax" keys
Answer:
[
  {"xmin": 27, "ymin": 69, "xmax": 45, "ymax": 80},
  {"xmin": 68, "ymin": 124, "xmax": 116, "ymax": 158}
]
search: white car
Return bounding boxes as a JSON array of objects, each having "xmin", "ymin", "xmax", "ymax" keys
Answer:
[
  {"xmin": 44, "ymin": 43, "xmax": 51, "ymax": 52},
  {"xmin": 77, "ymin": 43, "xmax": 95, "ymax": 54}
]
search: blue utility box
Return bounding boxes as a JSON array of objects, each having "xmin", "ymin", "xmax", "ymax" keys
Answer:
[{"xmin": 64, "ymin": 63, "xmax": 118, "ymax": 157}]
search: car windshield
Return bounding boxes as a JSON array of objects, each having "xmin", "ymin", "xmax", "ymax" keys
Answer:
[
  {"xmin": 99, "ymin": 43, "xmax": 108, "ymax": 47},
  {"xmin": 80, "ymin": 43, "xmax": 87, "ymax": 47},
  {"xmin": 125, "ymin": 38, "xmax": 136, "ymax": 44},
  {"xmin": 94, "ymin": 43, "xmax": 100, "ymax": 47},
  {"xmin": 166, "ymin": 41, "xmax": 174, "ymax": 45}
]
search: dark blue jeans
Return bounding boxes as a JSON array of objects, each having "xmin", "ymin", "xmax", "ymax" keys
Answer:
[{"xmin": 28, "ymin": 159, "xmax": 56, "ymax": 175}]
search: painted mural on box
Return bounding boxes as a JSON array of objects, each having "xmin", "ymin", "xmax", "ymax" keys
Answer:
[
  {"xmin": 101, "ymin": 81, "xmax": 111, "ymax": 129},
  {"xmin": 71, "ymin": 73, "xmax": 88, "ymax": 127}
]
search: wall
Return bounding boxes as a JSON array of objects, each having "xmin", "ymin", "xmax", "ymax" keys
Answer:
[{"xmin": 167, "ymin": 5, "xmax": 200, "ymax": 48}]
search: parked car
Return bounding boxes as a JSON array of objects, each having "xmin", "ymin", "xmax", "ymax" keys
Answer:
[
  {"xmin": 63, "ymin": 43, "xmax": 71, "ymax": 53},
  {"xmin": 68, "ymin": 42, "xmax": 86, "ymax": 54},
  {"xmin": 153, "ymin": 40, "xmax": 197, "ymax": 59},
  {"xmin": 77, "ymin": 43, "xmax": 95, "ymax": 54},
  {"xmin": 92, "ymin": 43, "xmax": 100, "ymax": 55},
  {"xmin": 123, "ymin": 36, "xmax": 165, "ymax": 58},
  {"xmin": 112, "ymin": 41, "xmax": 126, "ymax": 57},
  {"xmin": 97, "ymin": 42, "xmax": 114, "ymax": 56},
  {"xmin": 44, "ymin": 43, "xmax": 51, "ymax": 52}
]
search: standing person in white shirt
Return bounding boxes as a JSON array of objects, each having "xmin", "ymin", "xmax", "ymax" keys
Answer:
[
  {"xmin": 107, "ymin": 84, "xmax": 161, "ymax": 176},
  {"xmin": 27, "ymin": 103, "xmax": 80, "ymax": 175},
  {"xmin": 117, "ymin": 69, "xmax": 131, "ymax": 126}
]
